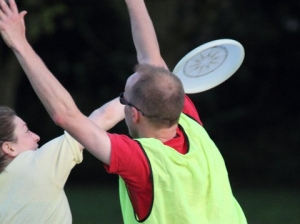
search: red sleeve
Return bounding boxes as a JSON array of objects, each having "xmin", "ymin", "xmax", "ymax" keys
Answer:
[
  {"xmin": 104, "ymin": 133, "xmax": 151, "ymax": 219},
  {"xmin": 182, "ymin": 95, "xmax": 203, "ymax": 125},
  {"xmin": 105, "ymin": 95, "xmax": 201, "ymax": 174},
  {"xmin": 105, "ymin": 95, "xmax": 202, "ymax": 176},
  {"xmin": 103, "ymin": 95, "xmax": 202, "ymax": 219},
  {"xmin": 104, "ymin": 133, "xmax": 150, "ymax": 184}
]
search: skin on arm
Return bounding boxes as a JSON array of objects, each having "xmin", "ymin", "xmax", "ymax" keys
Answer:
[
  {"xmin": 0, "ymin": 0, "xmax": 120, "ymax": 165},
  {"xmin": 68, "ymin": 97, "xmax": 124, "ymax": 151},
  {"xmin": 88, "ymin": 97, "xmax": 124, "ymax": 132},
  {"xmin": 0, "ymin": 0, "xmax": 163, "ymax": 163},
  {"xmin": 125, "ymin": 0, "xmax": 167, "ymax": 68}
]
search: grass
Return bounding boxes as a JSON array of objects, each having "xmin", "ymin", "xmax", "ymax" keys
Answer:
[
  {"xmin": 65, "ymin": 184, "xmax": 300, "ymax": 224},
  {"xmin": 235, "ymin": 188, "xmax": 300, "ymax": 224},
  {"xmin": 66, "ymin": 184, "xmax": 122, "ymax": 224}
]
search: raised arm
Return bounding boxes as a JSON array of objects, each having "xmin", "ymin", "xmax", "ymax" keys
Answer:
[
  {"xmin": 89, "ymin": 97, "xmax": 124, "ymax": 132},
  {"xmin": 125, "ymin": 0, "xmax": 167, "ymax": 68},
  {"xmin": 0, "ymin": 0, "xmax": 119, "ymax": 164},
  {"xmin": 67, "ymin": 97, "xmax": 124, "ymax": 151}
]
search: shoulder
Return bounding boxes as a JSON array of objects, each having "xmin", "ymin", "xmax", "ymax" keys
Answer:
[
  {"xmin": 182, "ymin": 95, "xmax": 202, "ymax": 125},
  {"xmin": 106, "ymin": 133, "xmax": 147, "ymax": 172}
]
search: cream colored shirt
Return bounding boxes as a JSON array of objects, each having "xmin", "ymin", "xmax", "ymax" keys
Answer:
[{"xmin": 0, "ymin": 132, "xmax": 82, "ymax": 224}]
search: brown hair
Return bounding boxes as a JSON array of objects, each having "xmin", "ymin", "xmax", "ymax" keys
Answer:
[
  {"xmin": 0, "ymin": 106, "xmax": 17, "ymax": 173},
  {"xmin": 129, "ymin": 64, "xmax": 184, "ymax": 128}
]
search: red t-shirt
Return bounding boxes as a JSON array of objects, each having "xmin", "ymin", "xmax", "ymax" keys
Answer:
[{"xmin": 105, "ymin": 95, "xmax": 202, "ymax": 220}]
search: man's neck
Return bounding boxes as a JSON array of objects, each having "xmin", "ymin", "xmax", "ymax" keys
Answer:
[{"xmin": 138, "ymin": 124, "xmax": 178, "ymax": 143}]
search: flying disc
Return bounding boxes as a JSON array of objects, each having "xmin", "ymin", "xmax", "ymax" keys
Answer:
[{"xmin": 173, "ymin": 39, "xmax": 245, "ymax": 94}]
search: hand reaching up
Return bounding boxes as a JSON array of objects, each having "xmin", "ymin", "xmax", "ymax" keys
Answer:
[{"xmin": 0, "ymin": 0, "xmax": 28, "ymax": 53}]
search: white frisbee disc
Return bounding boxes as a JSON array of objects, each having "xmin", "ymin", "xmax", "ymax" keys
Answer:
[{"xmin": 173, "ymin": 39, "xmax": 245, "ymax": 94}]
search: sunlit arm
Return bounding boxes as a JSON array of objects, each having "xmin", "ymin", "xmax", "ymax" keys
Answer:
[
  {"xmin": 0, "ymin": 0, "xmax": 115, "ymax": 165},
  {"xmin": 89, "ymin": 98, "xmax": 125, "ymax": 131},
  {"xmin": 125, "ymin": 0, "xmax": 167, "ymax": 68}
]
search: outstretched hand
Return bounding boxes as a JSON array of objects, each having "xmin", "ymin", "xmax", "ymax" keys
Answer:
[{"xmin": 0, "ymin": 0, "xmax": 27, "ymax": 51}]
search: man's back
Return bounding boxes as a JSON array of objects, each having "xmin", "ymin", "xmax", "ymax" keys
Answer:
[{"xmin": 119, "ymin": 113, "xmax": 247, "ymax": 224}]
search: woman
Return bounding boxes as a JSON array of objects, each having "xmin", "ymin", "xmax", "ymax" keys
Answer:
[
  {"xmin": 0, "ymin": 100, "xmax": 123, "ymax": 224},
  {"xmin": 1, "ymin": 105, "xmax": 80, "ymax": 223}
]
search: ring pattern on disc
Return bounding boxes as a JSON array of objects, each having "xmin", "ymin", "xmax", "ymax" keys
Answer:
[
  {"xmin": 173, "ymin": 39, "xmax": 245, "ymax": 94},
  {"xmin": 183, "ymin": 46, "xmax": 228, "ymax": 78}
]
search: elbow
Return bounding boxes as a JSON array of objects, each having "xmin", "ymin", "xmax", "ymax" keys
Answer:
[
  {"xmin": 51, "ymin": 107, "xmax": 82, "ymax": 129},
  {"xmin": 52, "ymin": 113, "xmax": 67, "ymax": 128},
  {"xmin": 51, "ymin": 110, "xmax": 77, "ymax": 128}
]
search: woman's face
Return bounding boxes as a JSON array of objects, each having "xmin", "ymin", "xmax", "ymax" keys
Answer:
[{"xmin": 9, "ymin": 116, "xmax": 40, "ymax": 156}]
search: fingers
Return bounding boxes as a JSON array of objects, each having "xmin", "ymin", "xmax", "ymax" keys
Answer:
[
  {"xmin": 0, "ymin": 0, "xmax": 11, "ymax": 15},
  {"xmin": 0, "ymin": 11, "xmax": 4, "ymax": 24},
  {"xmin": 0, "ymin": 0, "xmax": 19, "ymax": 16},
  {"xmin": 8, "ymin": 0, "xmax": 18, "ymax": 14},
  {"xmin": 0, "ymin": 8, "xmax": 6, "ymax": 26},
  {"xmin": 20, "ymin": 10, "xmax": 27, "ymax": 26},
  {"xmin": 0, "ymin": 0, "xmax": 24, "ymax": 23},
  {"xmin": 0, "ymin": 0, "xmax": 26, "ymax": 32}
]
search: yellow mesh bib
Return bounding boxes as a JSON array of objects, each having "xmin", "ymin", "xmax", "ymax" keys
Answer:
[{"xmin": 119, "ymin": 113, "xmax": 247, "ymax": 224}]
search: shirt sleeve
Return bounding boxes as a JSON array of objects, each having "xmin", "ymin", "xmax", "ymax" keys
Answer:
[
  {"xmin": 34, "ymin": 131, "xmax": 83, "ymax": 188},
  {"xmin": 104, "ymin": 133, "xmax": 150, "ymax": 183},
  {"xmin": 105, "ymin": 95, "xmax": 203, "ymax": 175},
  {"xmin": 183, "ymin": 95, "xmax": 203, "ymax": 125}
]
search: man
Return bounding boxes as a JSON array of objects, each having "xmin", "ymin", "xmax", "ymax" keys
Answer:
[{"xmin": 0, "ymin": 0, "xmax": 247, "ymax": 223}]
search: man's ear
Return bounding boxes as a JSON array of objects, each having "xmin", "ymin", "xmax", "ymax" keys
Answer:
[
  {"xmin": 1, "ymin": 142, "xmax": 16, "ymax": 158},
  {"xmin": 131, "ymin": 107, "xmax": 140, "ymax": 123}
]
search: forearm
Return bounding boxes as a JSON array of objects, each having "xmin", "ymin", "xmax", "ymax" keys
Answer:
[
  {"xmin": 125, "ymin": 0, "xmax": 166, "ymax": 67},
  {"xmin": 1, "ymin": 0, "xmax": 114, "ymax": 164},
  {"xmin": 89, "ymin": 97, "xmax": 125, "ymax": 131}
]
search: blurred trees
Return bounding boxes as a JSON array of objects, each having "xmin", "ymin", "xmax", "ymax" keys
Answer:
[
  {"xmin": 0, "ymin": 0, "xmax": 70, "ymax": 107},
  {"xmin": 0, "ymin": 0, "xmax": 299, "ymax": 187}
]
